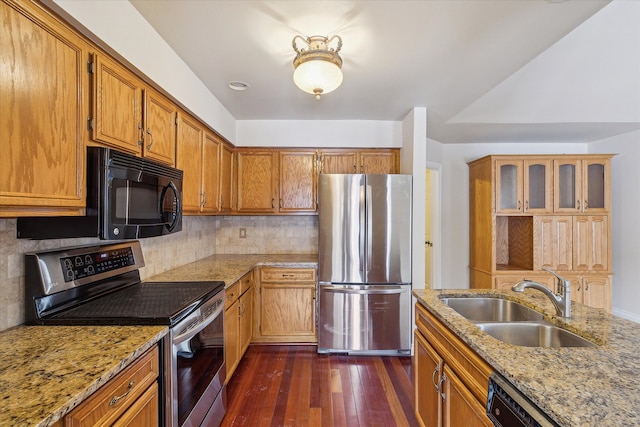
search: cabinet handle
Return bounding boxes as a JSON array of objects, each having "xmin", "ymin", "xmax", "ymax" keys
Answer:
[
  {"xmin": 279, "ymin": 198, "xmax": 282, "ymax": 209},
  {"xmin": 431, "ymin": 365, "xmax": 440, "ymax": 391},
  {"xmin": 201, "ymin": 192, "xmax": 207, "ymax": 208},
  {"xmin": 584, "ymin": 200, "xmax": 589, "ymax": 209},
  {"xmin": 525, "ymin": 200, "xmax": 529, "ymax": 211},
  {"xmin": 439, "ymin": 373, "xmax": 446, "ymax": 400},
  {"xmin": 271, "ymin": 198, "xmax": 275, "ymax": 209},
  {"xmin": 146, "ymin": 128, "xmax": 154, "ymax": 150},
  {"xmin": 109, "ymin": 380, "xmax": 135, "ymax": 406},
  {"xmin": 585, "ymin": 280, "xmax": 589, "ymax": 291},
  {"xmin": 220, "ymin": 195, "xmax": 224, "ymax": 207},
  {"xmin": 576, "ymin": 200, "xmax": 581, "ymax": 210},
  {"xmin": 517, "ymin": 200, "xmax": 522, "ymax": 211}
]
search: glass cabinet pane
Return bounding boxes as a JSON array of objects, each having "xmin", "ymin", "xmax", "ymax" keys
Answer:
[
  {"xmin": 558, "ymin": 164, "xmax": 576, "ymax": 209},
  {"xmin": 587, "ymin": 163, "xmax": 605, "ymax": 209},
  {"xmin": 527, "ymin": 164, "xmax": 546, "ymax": 209},
  {"xmin": 500, "ymin": 164, "xmax": 518, "ymax": 210}
]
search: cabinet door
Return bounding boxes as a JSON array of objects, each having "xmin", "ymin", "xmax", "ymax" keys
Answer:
[
  {"xmin": 236, "ymin": 150, "xmax": 277, "ymax": 213},
  {"xmin": 554, "ymin": 159, "xmax": 582, "ymax": 213},
  {"xmin": 534, "ymin": 216, "xmax": 572, "ymax": 271},
  {"xmin": 219, "ymin": 143, "xmax": 234, "ymax": 213},
  {"xmin": 441, "ymin": 365, "xmax": 493, "ymax": 427},
  {"xmin": 583, "ymin": 275, "xmax": 611, "ymax": 312},
  {"xmin": 239, "ymin": 286, "xmax": 254, "ymax": 355},
  {"xmin": 359, "ymin": 151, "xmax": 397, "ymax": 174},
  {"xmin": 523, "ymin": 159, "xmax": 552, "ymax": 213},
  {"xmin": 319, "ymin": 150, "xmax": 357, "ymax": 174},
  {"xmin": 92, "ymin": 53, "xmax": 143, "ymax": 154},
  {"xmin": 201, "ymin": 131, "xmax": 221, "ymax": 214},
  {"xmin": 260, "ymin": 283, "xmax": 316, "ymax": 339},
  {"xmin": 583, "ymin": 159, "xmax": 610, "ymax": 213},
  {"xmin": 495, "ymin": 160, "xmax": 523, "ymax": 213},
  {"xmin": 224, "ymin": 298, "xmax": 240, "ymax": 381},
  {"xmin": 142, "ymin": 88, "xmax": 176, "ymax": 166},
  {"xmin": 112, "ymin": 382, "xmax": 159, "ymax": 427},
  {"xmin": 279, "ymin": 150, "xmax": 317, "ymax": 213},
  {"xmin": 414, "ymin": 330, "xmax": 443, "ymax": 427},
  {"xmin": 573, "ymin": 216, "xmax": 608, "ymax": 271},
  {"xmin": 1, "ymin": 1, "xmax": 87, "ymax": 215},
  {"xmin": 176, "ymin": 112, "xmax": 203, "ymax": 214}
]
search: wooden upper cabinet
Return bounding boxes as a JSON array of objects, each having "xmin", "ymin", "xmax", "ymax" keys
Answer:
[
  {"xmin": 91, "ymin": 53, "xmax": 143, "ymax": 154},
  {"xmin": 495, "ymin": 158, "xmax": 551, "ymax": 214},
  {"xmin": 176, "ymin": 112, "xmax": 204, "ymax": 214},
  {"xmin": 554, "ymin": 157, "xmax": 611, "ymax": 213},
  {"xmin": 91, "ymin": 54, "xmax": 176, "ymax": 166},
  {"xmin": 219, "ymin": 142, "xmax": 234, "ymax": 213},
  {"xmin": 202, "ymin": 131, "xmax": 221, "ymax": 214},
  {"xmin": 1, "ymin": 0, "xmax": 87, "ymax": 216},
  {"xmin": 359, "ymin": 150, "xmax": 398, "ymax": 174},
  {"xmin": 235, "ymin": 150, "xmax": 277, "ymax": 213},
  {"xmin": 318, "ymin": 150, "xmax": 357, "ymax": 174},
  {"xmin": 142, "ymin": 87, "xmax": 177, "ymax": 165},
  {"xmin": 279, "ymin": 150, "xmax": 317, "ymax": 213}
]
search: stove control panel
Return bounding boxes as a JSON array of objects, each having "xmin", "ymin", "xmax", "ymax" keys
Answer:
[{"xmin": 60, "ymin": 247, "xmax": 135, "ymax": 282}]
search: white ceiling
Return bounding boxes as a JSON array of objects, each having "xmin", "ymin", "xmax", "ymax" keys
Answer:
[{"xmin": 129, "ymin": 0, "xmax": 639, "ymax": 143}]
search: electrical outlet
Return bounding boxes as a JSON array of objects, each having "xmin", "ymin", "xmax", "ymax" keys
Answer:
[{"xmin": 239, "ymin": 228, "xmax": 246, "ymax": 238}]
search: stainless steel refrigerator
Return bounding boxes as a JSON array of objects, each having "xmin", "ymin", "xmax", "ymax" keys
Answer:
[{"xmin": 317, "ymin": 174, "xmax": 412, "ymax": 355}]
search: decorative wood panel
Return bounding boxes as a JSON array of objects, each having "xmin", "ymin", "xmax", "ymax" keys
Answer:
[
  {"xmin": 319, "ymin": 150, "xmax": 357, "ymax": 174},
  {"xmin": 1, "ymin": 0, "xmax": 87, "ymax": 215},
  {"xmin": 359, "ymin": 151, "xmax": 397, "ymax": 174}
]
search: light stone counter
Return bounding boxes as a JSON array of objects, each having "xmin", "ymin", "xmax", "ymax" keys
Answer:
[
  {"xmin": 413, "ymin": 288, "xmax": 640, "ymax": 427},
  {"xmin": 0, "ymin": 325, "xmax": 167, "ymax": 427},
  {"xmin": 146, "ymin": 253, "xmax": 318, "ymax": 287}
]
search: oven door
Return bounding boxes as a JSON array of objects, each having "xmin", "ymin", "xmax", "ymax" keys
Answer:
[{"xmin": 167, "ymin": 290, "xmax": 226, "ymax": 427}]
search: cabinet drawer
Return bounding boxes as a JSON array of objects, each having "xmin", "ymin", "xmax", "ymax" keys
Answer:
[
  {"xmin": 65, "ymin": 346, "xmax": 159, "ymax": 427},
  {"xmin": 225, "ymin": 281, "xmax": 240, "ymax": 310},
  {"xmin": 260, "ymin": 268, "xmax": 316, "ymax": 283},
  {"xmin": 239, "ymin": 270, "xmax": 254, "ymax": 294},
  {"xmin": 416, "ymin": 304, "xmax": 491, "ymax": 406}
]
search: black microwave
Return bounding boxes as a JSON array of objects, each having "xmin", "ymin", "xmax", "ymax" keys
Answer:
[{"xmin": 17, "ymin": 147, "xmax": 183, "ymax": 240}]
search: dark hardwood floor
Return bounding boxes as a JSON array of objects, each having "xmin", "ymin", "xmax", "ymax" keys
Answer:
[{"xmin": 221, "ymin": 345, "xmax": 419, "ymax": 427}]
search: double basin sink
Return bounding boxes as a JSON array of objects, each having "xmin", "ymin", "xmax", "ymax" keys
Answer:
[{"xmin": 440, "ymin": 297, "xmax": 597, "ymax": 348}]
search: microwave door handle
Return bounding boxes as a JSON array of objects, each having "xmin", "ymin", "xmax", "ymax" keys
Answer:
[{"xmin": 160, "ymin": 181, "xmax": 181, "ymax": 231}]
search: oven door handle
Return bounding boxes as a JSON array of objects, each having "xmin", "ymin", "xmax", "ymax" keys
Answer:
[{"xmin": 173, "ymin": 299, "xmax": 224, "ymax": 346}]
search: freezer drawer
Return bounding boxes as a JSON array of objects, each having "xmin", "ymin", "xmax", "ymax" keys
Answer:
[{"xmin": 317, "ymin": 283, "xmax": 411, "ymax": 355}]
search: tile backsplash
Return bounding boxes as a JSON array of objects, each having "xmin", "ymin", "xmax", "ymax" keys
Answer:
[{"xmin": 0, "ymin": 215, "xmax": 318, "ymax": 331}]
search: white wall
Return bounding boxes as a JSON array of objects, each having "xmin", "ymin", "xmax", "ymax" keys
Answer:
[
  {"xmin": 236, "ymin": 120, "xmax": 402, "ymax": 147},
  {"xmin": 52, "ymin": 0, "xmax": 236, "ymax": 143},
  {"xmin": 437, "ymin": 142, "xmax": 587, "ymax": 289},
  {"xmin": 590, "ymin": 130, "xmax": 640, "ymax": 321}
]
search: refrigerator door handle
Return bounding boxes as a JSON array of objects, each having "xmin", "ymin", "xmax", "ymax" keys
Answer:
[
  {"xmin": 320, "ymin": 285, "xmax": 408, "ymax": 295},
  {"xmin": 366, "ymin": 184, "xmax": 373, "ymax": 274},
  {"xmin": 359, "ymin": 184, "xmax": 366, "ymax": 275}
]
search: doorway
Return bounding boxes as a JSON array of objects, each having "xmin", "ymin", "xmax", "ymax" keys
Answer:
[{"xmin": 425, "ymin": 163, "xmax": 441, "ymax": 289}]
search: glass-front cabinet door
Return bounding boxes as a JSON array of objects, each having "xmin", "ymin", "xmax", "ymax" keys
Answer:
[
  {"xmin": 554, "ymin": 158, "xmax": 610, "ymax": 213},
  {"xmin": 495, "ymin": 160, "xmax": 523, "ymax": 213},
  {"xmin": 523, "ymin": 159, "xmax": 552, "ymax": 213}
]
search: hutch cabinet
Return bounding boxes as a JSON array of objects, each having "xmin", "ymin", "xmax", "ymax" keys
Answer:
[{"xmin": 469, "ymin": 154, "xmax": 614, "ymax": 312}]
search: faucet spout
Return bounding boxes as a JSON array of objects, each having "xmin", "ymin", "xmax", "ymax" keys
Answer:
[{"xmin": 511, "ymin": 269, "xmax": 571, "ymax": 318}]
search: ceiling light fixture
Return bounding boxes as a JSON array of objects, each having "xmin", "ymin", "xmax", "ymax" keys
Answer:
[{"xmin": 292, "ymin": 35, "xmax": 343, "ymax": 100}]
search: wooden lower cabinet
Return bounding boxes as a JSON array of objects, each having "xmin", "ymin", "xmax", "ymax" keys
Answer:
[
  {"xmin": 254, "ymin": 267, "xmax": 317, "ymax": 343},
  {"xmin": 224, "ymin": 271, "xmax": 254, "ymax": 382},
  {"xmin": 568, "ymin": 274, "xmax": 612, "ymax": 312},
  {"xmin": 414, "ymin": 303, "xmax": 492, "ymax": 427},
  {"xmin": 63, "ymin": 346, "xmax": 159, "ymax": 427}
]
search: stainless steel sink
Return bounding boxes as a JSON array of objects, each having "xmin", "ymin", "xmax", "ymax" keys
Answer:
[
  {"xmin": 441, "ymin": 297, "xmax": 544, "ymax": 322},
  {"xmin": 476, "ymin": 322, "xmax": 597, "ymax": 348}
]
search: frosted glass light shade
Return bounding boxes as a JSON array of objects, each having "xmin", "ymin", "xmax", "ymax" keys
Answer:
[{"xmin": 293, "ymin": 59, "xmax": 343, "ymax": 99}]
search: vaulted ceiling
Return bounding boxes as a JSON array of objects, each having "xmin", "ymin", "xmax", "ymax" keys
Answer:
[{"xmin": 129, "ymin": 0, "xmax": 639, "ymax": 143}]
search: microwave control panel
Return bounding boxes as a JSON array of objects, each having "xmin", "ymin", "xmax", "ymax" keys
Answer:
[{"xmin": 59, "ymin": 247, "xmax": 136, "ymax": 282}]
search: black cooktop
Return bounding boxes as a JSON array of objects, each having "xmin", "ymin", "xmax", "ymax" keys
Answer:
[{"xmin": 42, "ymin": 281, "xmax": 224, "ymax": 326}]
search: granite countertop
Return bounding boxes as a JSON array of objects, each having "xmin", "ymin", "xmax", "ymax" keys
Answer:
[
  {"xmin": 0, "ymin": 325, "xmax": 167, "ymax": 427},
  {"xmin": 413, "ymin": 288, "xmax": 640, "ymax": 427},
  {"xmin": 146, "ymin": 253, "xmax": 318, "ymax": 287}
]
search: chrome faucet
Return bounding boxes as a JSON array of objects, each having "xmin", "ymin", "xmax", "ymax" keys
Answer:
[{"xmin": 512, "ymin": 267, "xmax": 571, "ymax": 318}]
